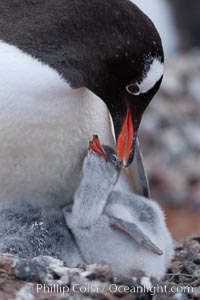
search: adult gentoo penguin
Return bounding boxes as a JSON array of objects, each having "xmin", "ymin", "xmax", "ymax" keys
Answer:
[
  {"xmin": 0, "ymin": 0, "xmax": 164, "ymax": 207},
  {"xmin": 65, "ymin": 135, "xmax": 173, "ymax": 278}
]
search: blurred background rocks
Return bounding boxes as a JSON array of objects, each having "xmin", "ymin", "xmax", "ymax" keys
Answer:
[
  {"xmin": 132, "ymin": 0, "xmax": 200, "ymax": 239},
  {"xmin": 169, "ymin": 0, "xmax": 200, "ymax": 50}
]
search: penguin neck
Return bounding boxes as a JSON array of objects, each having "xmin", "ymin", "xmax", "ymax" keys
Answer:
[{"xmin": 72, "ymin": 174, "xmax": 114, "ymax": 228}]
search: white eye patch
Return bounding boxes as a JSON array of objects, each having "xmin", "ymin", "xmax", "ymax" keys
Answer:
[{"xmin": 126, "ymin": 58, "xmax": 164, "ymax": 95}]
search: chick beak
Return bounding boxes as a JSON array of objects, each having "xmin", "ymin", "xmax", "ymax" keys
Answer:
[{"xmin": 88, "ymin": 134, "xmax": 107, "ymax": 159}]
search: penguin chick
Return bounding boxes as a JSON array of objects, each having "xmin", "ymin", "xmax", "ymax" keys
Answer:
[
  {"xmin": 0, "ymin": 202, "xmax": 82, "ymax": 266},
  {"xmin": 64, "ymin": 135, "xmax": 174, "ymax": 278}
]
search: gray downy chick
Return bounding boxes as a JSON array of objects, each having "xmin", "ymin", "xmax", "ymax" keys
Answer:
[
  {"xmin": 64, "ymin": 135, "xmax": 174, "ymax": 278},
  {"xmin": 0, "ymin": 202, "xmax": 82, "ymax": 266}
]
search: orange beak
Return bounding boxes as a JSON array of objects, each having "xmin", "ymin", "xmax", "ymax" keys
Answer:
[
  {"xmin": 116, "ymin": 106, "xmax": 135, "ymax": 167},
  {"xmin": 88, "ymin": 134, "xmax": 107, "ymax": 159}
]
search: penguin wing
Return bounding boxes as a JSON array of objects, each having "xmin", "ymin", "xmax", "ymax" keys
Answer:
[{"xmin": 109, "ymin": 217, "xmax": 163, "ymax": 256}]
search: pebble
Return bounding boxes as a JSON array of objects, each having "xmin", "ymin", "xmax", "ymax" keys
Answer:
[
  {"xmin": 15, "ymin": 284, "xmax": 35, "ymax": 300},
  {"xmin": 32, "ymin": 255, "xmax": 64, "ymax": 270},
  {"xmin": 15, "ymin": 261, "xmax": 47, "ymax": 282},
  {"xmin": 183, "ymin": 262, "xmax": 196, "ymax": 275},
  {"xmin": 194, "ymin": 254, "xmax": 200, "ymax": 264},
  {"xmin": 173, "ymin": 293, "xmax": 189, "ymax": 300}
]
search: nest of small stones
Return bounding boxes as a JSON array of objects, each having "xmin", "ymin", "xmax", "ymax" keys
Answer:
[{"xmin": 0, "ymin": 236, "xmax": 199, "ymax": 300}]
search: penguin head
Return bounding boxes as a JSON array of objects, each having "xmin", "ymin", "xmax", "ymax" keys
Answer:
[
  {"xmin": 66, "ymin": 0, "xmax": 164, "ymax": 167},
  {"xmin": 83, "ymin": 135, "xmax": 122, "ymax": 186}
]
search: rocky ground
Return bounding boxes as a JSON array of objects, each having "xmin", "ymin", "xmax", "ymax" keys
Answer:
[{"xmin": 0, "ymin": 236, "xmax": 199, "ymax": 300}]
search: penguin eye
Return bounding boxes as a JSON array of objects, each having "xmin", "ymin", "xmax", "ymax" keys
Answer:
[
  {"xmin": 126, "ymin": 83, "xmax": 140, "ymax": 95},
  {"xmin": 111, "ymin": 154, "xmax": 118, "ymax": 164}
]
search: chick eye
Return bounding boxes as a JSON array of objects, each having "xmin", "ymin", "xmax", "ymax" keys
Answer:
[
  {"xmin": 126, "ymin": 83, "xmax": 140, "ymax": 95},
  {"xmin": 111, "ymin": 154, "xmax": 118, "ymax": 164}
]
